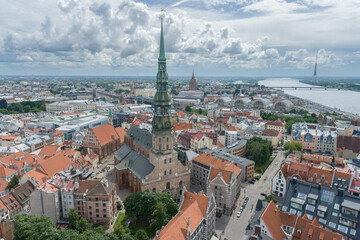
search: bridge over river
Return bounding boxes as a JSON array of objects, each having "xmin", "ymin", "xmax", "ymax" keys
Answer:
[{"xmin": 270, "ymin": 86, "xmax": 343, "ymax": 90}]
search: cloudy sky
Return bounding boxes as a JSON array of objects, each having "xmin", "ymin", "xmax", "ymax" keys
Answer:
[{"xmin": 0, "ymin": 0, "xmax": 359, "ymax": 77}]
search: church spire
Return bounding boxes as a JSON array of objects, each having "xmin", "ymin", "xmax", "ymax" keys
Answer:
[
  {"xmin": 152, "ymin": 10, "xmax": 173, "ymax": 141},
  {"xmin": 159, "ymin": 9, "xmax": 165, "ymax": 60}
]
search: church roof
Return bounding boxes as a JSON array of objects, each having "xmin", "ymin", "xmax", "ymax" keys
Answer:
[
  {"xmin": 115, "ymin": 144, "xmax": 155, "ymax": 180},
  {"xmin": 125, "ymin": 125, "xmax": 152, "ymax": 151}
]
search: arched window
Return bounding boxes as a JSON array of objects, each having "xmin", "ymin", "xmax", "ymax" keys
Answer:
[
  {"xmin": 166, "ymin": 182, "xmax": 170, "ymax": 189},
  {"xmin": 152, "ymin": 188, "xmax": 156, "ymax": 192},
  {"xmin": 179, "ymin": 181, "xmax": 183, "ymax": 187}
]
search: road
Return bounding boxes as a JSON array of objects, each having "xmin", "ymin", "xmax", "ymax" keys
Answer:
[{"xmin": 216, "ymin": 151, "xmax": 285, "ymax": 239}]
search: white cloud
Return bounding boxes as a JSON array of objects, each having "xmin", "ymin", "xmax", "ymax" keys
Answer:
[{"xmin": 0, "ymin": 0, "xmax": 357, "ymax": 75}]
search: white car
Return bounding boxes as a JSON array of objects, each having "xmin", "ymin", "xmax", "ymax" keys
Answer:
[{"xmin": 237, "ymin": 212, "xmax": 241, "ymax": 218}]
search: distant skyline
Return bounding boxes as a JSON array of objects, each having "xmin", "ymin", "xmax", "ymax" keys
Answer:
[{"xmin": 1, "ymin": 0, "xmax": 360, "ymax": 77}]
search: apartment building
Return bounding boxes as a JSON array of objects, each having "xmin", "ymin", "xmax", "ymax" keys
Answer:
[
  {"xmin": 282, "ymin": 178, "xmax": 360, "ymax": 239},
  {"xmin": 260, "ymin": 200, "xmax": 342, "ymax": 240},
  {"xmin": 271, "ymin": 161, "xmax": 353, "ymax": 197},
  {"xmin": 192, "ymin": 153, "xmax": 241, "ymax": 215},
  {"xmin": 74, "ymin": 179, "xmax": 116, "ymax": 228},
  {"xmin": 291, "ymin": 123, "xmax": 337, "ymax": 153}
]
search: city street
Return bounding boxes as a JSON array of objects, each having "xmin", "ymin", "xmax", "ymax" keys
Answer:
[{"xmin": 215, "ymin": 151, "xmax": 285, "ymax": 239}]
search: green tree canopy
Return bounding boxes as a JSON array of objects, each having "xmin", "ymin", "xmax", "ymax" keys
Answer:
[
  {"xmin": 150, "ymin": 202, "xmax": 168, "ymax": 230},
  {"xmin": 8, "ymin": 174, "xmax": 19, "ymax": 189},
  {"xmin": 135, "ymin": 229, "xmax": 149, "ymax": 240},
  {"xmin": 185, "ymin": 106, "xmax": 191, "ymax": 113},
  {"xmin": 14, "ymin": 214, "xmax": 57, "ymax": 240},
  {"xmin": 246, "ymin": 137, "xmax": 273, "ymax": 164},
  {"xmin": 284, "ymin": 141, "xmax": 302, "ymax": 153}
]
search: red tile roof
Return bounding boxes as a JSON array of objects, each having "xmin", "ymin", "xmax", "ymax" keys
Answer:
[
  {"xmin": 0, "ymin": 166, "xmax": 16, "ymax": 178},
  {"xmin": 37, "ymin": 153, "xmax": 72, "ymax": 177},
  {"xmin": 92, "ymin": 123, "xmax": 120, "ymax": 146},
  {"xmin": 115, "ymin": 127, "xmax": 127, "ymax": 143},
  {"xmin": 0, "ymin": 178, "xmax": 9, "ymax": 193},
  {"xmin": 156, "ymin": 192, "xmax": 210, "ymax": 240},
  {"xmin": 173, "ymin": 122, "xmax": 192, "ymax": 131},
  {"xmin": 1, "ymin": 193, "xmax": 21, "ymax": 214},
  {"xmin": 39, "ymin": 145, "xmax": 60, "ymax": 156},
  {"xmin": 261, "ymin": 200, "xmax": 298, "ymax": 240}
]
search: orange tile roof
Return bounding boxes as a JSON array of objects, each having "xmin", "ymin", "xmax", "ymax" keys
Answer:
[
  {"xmin": 0, "ymin": 152, "xmax": 26, "ymax": 166},
  {"xmin": 261, "ymin": 201, "xmax": 298, "ymax": 240},
  {"xmin": 292, "ymin": 214, "xmax": 342, "ymax": 240},
  {"xmin": 1, "ymin": 193, "xmax": 21, "ymax": 214},
  {"xmin": 334, "ymin": 168, "xmax": 352, "ymax": 180},
  {"xmin": 173, "ymin": 122, "xmax": 192, "ymax": 131},
  {"xmin": 177, "ymin": 111, "xmax": 185, "ymax": 118},
  {"xmin": 39, "ymin": 145, "xmax": 60, "ymax": 156},
  {"xmin": 156, "ymin": 192, "xmax": 209, "ymax": 240},
  {"xmin": 39, "ymin": 182, "xmax": 59, "ymax": 193},
  {"xmin": 0, "ymin": 198, "xmax": 8, "ymax": 213},
  {"xmin": 307, "ymin": 166, "xmax": 333, "ymax": 186},
  {"xmin": 217, "ymin": 141, "xmax": 224, "ymax": 148},
  {"xmin": 26, "ymin": 168, "xmax": 48, "ymax": 185},
  {"xmin": 0, "ymin": 166, "xmax": 17, "ymax": 178},
  {"xmin": 92, "ymin": 123, "xmax": 120, "ymax": 146},
  {"xmin": 194, "ymin": 153, "xmax": 241, "ymax": 183},
  {"xmin": 37, "ymin": 153, "xmax": 72, "ymax": 177},
  {"xmin": 115, "ymin": 127, "xmax": 127, "ymax": 142},
  {"xmin": 54, "ymin": 130, "xmax": 64, "ymax": 136},
  {"xmin": 0, "ymin": 178, "xmax": 9, "ymax": 193},
  {"xmin": 209, "ymin": 168, "xmax": 234, "ymax": 184},
  {"xmin": 0, "ymin": 135, "xmax": 19, "ymax": 140}
]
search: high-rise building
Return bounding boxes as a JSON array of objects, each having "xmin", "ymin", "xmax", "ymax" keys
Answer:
[
  {"xmin": 114, "ymin": 15, "xmax": 190, "ymax": 200},
  {"xmin": 189, "ymin": 70, "xmax": 197, "ymax": 91}
]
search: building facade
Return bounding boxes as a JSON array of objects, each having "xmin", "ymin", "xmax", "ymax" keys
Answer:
[
  {"xmin": 82, "ymin": 123, "xmax": 121, "ymax": 162},
  {"xmin": 74, "ymin": 179, "xmax": 116, "ymax": 228}
]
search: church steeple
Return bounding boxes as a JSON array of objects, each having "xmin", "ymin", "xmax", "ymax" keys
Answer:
[
  {"xmin": 159, "ymin": 12, "xmax": 165, "ymax": 61},
  {"xmin": 152, "ymin": 11, "xmax": 174, "ymax": 153}
]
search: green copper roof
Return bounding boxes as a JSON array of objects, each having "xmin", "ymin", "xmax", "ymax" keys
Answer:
[{"xmin": 159, "ymin": 17, "xmax": 165, "ymax": 60}]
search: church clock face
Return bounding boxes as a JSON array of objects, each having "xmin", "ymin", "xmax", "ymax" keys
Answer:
[{"xmin": 165, "ymin": 121, "xmax": 171, "ymax": 128}]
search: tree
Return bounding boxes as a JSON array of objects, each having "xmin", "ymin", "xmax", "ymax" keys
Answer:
[
  {"xmin": 155, "ymin": 193, "xmax": 178, "ymax": 220},
  {"xmin": 246, "ymin": 137, "xmax": 273, "ymax": 164},
  {"xmin": 284, "ymin": 142, "xmax": 302, "ymax": 153},
  {"xmin": 285, "ymin": 119, "xmax": 295, "ymax": 134},
  {"xmin": 68, "ymin": 208, "xmax": 79, "ymax": 230},
  {"xmin": 14, "ymin": 214, "xmax": 58, "ymax": 240},
  {"xmin": 264, "ymin": 195, "xmax": 277, "ymax": 204},
  {"xmin": 8, "ymin": 174, "xmax": 19, "ymax": 189},
  {"xmin": 135, "ymin": 230, "xmax": 149, "ymax": 240},
  {"xmin": 150, "ymin": 202, "xmax": 168, "ymax": 230},
  {"xmin": 77, "ymin": 217, "xmax": 90, "ymax": 233},
  {"xmin": 198, "ymin": 108, "xmax": 203, "ymax": 115},
  {"xmin": 123, "ymin": 235, "xmax": 136, "ymax": 240},
  {"xmin": 124, "ymin": 191, "xmax": 157, "ymax": 220},
  {"xmin": 0, "ymin": 99, "xmax": 7, "ymax": 109},
  {"xmin": 185, "ymin": 106, "xmax": 191, "ymax": 113}
]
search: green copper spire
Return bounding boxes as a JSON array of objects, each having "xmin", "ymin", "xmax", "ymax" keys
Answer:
[
  {"xmin": 159, "ymin": 12, "xmax": 165, "ymax": 60},
  {"xmin": 152, "ymin": 10, "xmax": 173, "ymax": 136}
]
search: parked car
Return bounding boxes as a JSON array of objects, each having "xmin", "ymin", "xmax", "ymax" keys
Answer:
[
  {"xmin": 237, "ymin": 212, "xmax": 241, "ymax": 218},
  {"xmin": 260, "ymin": 193, "xmax": 267, "ymax": 197}
]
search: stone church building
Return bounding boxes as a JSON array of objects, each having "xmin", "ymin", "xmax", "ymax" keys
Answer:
[{"xmin": 114, "ymin": 17, "xmax": 191, "ymax": 200}]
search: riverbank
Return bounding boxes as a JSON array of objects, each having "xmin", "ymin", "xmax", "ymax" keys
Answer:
[{"xmin": 259, "ymin": 78, "xmax": 360, "ymax": 117}]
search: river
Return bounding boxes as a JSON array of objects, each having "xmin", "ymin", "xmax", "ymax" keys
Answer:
[{"xmin": 258, "ymin": 78, "xmax": 360, "ymax": 116}]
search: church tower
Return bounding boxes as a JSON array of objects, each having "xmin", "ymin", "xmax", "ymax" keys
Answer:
[
  {"xmin": 189, "ymin": 70, "xmax": 197, "ymax": 91},
  {"xmin": 152, "ymin": 13, "xmax": 174, "ymax": 154}
]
